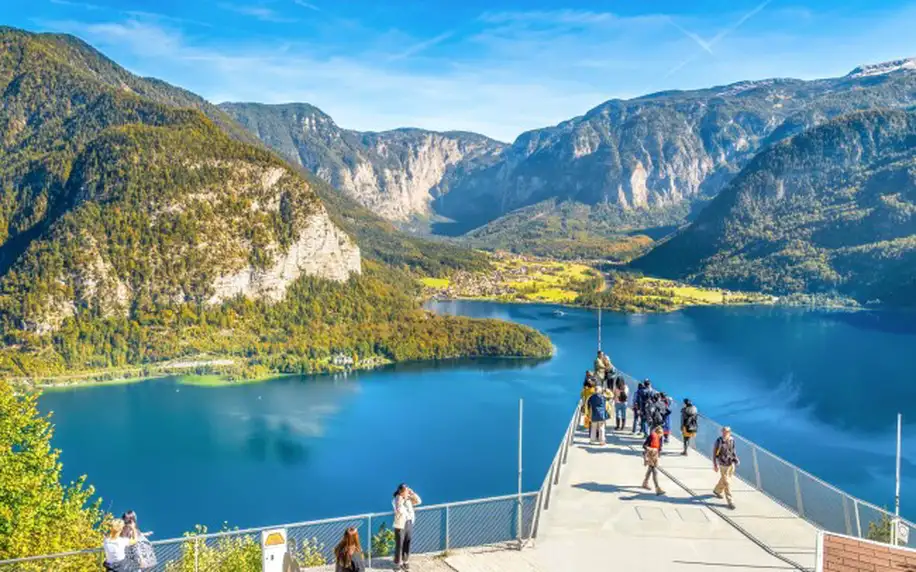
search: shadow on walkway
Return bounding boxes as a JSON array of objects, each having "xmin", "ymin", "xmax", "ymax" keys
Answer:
[{"xmin": 571, "ymin": 481, "xmax": 717, "ymax": 505}]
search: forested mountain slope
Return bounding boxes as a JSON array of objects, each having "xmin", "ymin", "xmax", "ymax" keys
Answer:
[
  {"xmin": 633, "ymin": 109, "xmax": 916, "ymax": 305},
  {"xmin": 0, "ymin": 27, "xmax": 550, "ymax": 379}
]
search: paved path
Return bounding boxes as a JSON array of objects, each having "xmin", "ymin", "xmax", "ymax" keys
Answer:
[{"xmin": 356, "ymin": 425, "xmax": 820, "ymax": 572}]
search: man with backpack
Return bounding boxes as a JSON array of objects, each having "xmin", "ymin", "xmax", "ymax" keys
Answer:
[
  {"xmin": 639, "ymin": 380, "xmax": 658, "ymax": 436},
  {"xmin": 631, "ymin": 381, "xmax": 644, "ymax": 434},
  {"xmin": 713, "ymin": 426, "xmax": 740, "ymax": 509},
  {"xmin": 681, "ymin": 399, "xmax": 698, "ymax": 456}
]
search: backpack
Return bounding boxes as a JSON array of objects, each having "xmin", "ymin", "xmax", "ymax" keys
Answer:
[
  {"xmin": 127, "ymin": 538, "xmax": 157, "ymax": 569},
  {"xmin": 617, "ymin": 388, "xmax": 628, "ymax": 403},
  {"xmin": 683, "ymin": 410, "xmax": 698, "ymax": 432}
]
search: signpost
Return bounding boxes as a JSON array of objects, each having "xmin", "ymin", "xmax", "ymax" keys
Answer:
[{"xmin": 261, "ymin": 528, "xmax": 288, "ymax": 572}]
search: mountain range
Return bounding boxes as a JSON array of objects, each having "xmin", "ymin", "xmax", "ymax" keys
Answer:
[
  {"xmin": 221, "ymin": 59, "xmax": 916, "ymax": 243},
  {"xmin": 0, "ymin": 26, "xmax": 550, "ymax": 379}
]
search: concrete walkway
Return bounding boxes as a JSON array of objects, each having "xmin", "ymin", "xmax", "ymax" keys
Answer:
[
  {"xmin": 529, "ymin": 426, "xmax": 818, "ymax": 571},
  {"xmin": 355, "ymin": 425, "xmax": 820, "ymax": 572}
]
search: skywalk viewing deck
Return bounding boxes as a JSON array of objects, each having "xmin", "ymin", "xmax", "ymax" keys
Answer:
[{"xmin": 410, "ymin": 425, "xmax": 820, "ymax": 572}]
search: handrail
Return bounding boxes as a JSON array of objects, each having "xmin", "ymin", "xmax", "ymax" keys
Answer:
[{"xmin": 0, "ymin": 492, "xmax": 541, "ymax": 565}]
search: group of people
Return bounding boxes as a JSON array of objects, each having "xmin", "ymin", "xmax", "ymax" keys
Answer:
[
  {"xmin": 101, "ymin": 484, "xmax": 422, "ymax": 572},
  {"xmin": 103, "ymin": 511, "xmax": 156, "ymax": 571},
  {"xmin": 581, "ymin": 351, "xmax": 741, "ymax": 509}
]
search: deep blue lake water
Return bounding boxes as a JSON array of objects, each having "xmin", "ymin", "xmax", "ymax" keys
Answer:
[{"xmin": 39, "ymin": 301, "xmax": 916, "ymax": 537}]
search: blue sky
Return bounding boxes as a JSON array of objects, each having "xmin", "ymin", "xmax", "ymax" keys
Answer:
[{"xmin": 4, "ymin": 0, "xmax": 916, "ymax": 141}]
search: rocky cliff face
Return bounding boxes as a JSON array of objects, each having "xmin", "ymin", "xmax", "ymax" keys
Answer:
[
  {"xmin": 224, "ymin": 61, "xmax": 916, "ymax": 235},
  {"xmin": 219, "ymin": 103, "xmax": 506, "ymax": 222},
  {"xmin": 436, "ymin": 68, "xmax": 916, "ymax": 231}
]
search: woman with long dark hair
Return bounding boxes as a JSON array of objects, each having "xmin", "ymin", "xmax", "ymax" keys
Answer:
[
  {"xmin": 334, "ymin": 527, "xmax": 365, "ymax": 572},
  {"xmin": 121, "ymin": 510, "xmax": 157, "ymax": 570},
  {"xmin": 392, "ymin": 483, "xmax": 422, "ymax": 571}
]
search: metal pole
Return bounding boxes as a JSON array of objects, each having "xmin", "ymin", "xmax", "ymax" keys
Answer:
[
  {"xmin": 194, "ymin": 536, "xmax": 199, "ymax": 572},
  {"xmin": 445, "ymin": 506, "xmax": 450, "ymax": 552},
  {"xmin": 368, "ymin": 514, "xmax": 373, "ymax": 569},
  {"xmin": 894, "ymin": 412, "xmax": 902, "ymax": 545},
  {"xmin": 598, "ymin": 307, "xmax": 602, "ymax": 352},
  {"xmin": 517, "ymin": 399, "xmax": 523, "ymax": 545}
]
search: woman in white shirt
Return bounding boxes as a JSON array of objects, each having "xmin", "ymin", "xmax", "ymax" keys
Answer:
[
  {"xmin": 392, "ymin": 483, "xmax": 422, "ymax": 571},
  {"xmin": 103, "ymin": 518, "xmax": 136, "ymax": 572}
]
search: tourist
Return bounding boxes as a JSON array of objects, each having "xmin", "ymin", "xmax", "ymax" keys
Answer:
[
  {"xmin": 103, "ymin": 518, "xmax": 135, "ymax": 572},
  {"xmin": 681, "ymin": 399, "xmax": 699, "ymax": 456},
  {"xmin": 393, "ymin": 483, "xmax": 422, "ymax": 570},
  {"xmin": 631, "ymin": 381, "xmax": 644, "ymax": 434},
  {"xmin": 594, "ymin": 351, "xmax": 607, "ymax": 387},
  {"xmin": 121, "ymin": 510, "xmax": 156, "ymax": 570},
  {"xmin": 638, "ymin": 379, "xmax": 656, "ymax": 435},
  {"xmin": 613, "ymin": 378, "xmax": 628, "ymax": 431},
  {"xmin": 600, "ymin": 351, "xmax": 614, "ymax": 387},
  {"xmin": 659, "ymin": 392, "xmax": 672, "ymax": 444},
  {"xmin": 642, "ymin": 426, "xmax": 666, "ymax": 495},
  {"xmin": 580, "ymin": 377, "xmax": 597, "ymax": 430},
  {"xmin": 645, "ymin": 392, "xmax": 664, "ymax": 440},
  {"xmin": 713, "ymin": 426, "xmax": 740, "ymax": 509},
  {"xmin": 587, "ymin": 386, "xmax": 610, "ymax": 445},
  {"xmin": 334, "ymin": 526, "xmax": 365, "ymax": 572}
]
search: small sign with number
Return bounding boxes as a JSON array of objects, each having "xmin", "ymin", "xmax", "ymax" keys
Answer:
[{"xmin": 898, "ymin": 521, "xmax": 909, "ymax": 544}]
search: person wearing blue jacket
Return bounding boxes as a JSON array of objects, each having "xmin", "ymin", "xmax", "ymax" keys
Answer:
[
  {"xmin": 638, "ymin": 379, "xmax": 657, "ymax": 436},
  {"xmin": 587, "ymin": 388, "xmax": 610, "ymax": 445}
]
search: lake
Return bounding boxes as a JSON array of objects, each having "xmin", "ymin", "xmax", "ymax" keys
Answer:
[{"xmin": 40, "ymin": 301, "xmax": 916, "ymax": 537}]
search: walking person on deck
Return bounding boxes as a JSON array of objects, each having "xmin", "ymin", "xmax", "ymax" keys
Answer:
[
  {"xmin": 631, "ymin": 381, "xmax": 644, "ymax": 434},
  {"xmin": 659, "ymin": 392, "xmax": 672, "ymax": 444},
  {"xmin": 642, "ymin": 426, "xmax": 666, "ymax": 496},
  {"xmin": 713, "ymin": 426, "xmax": 740, "ymax": 510},
  {"xmin": 638, "ymin": 379, "xmax": 657, "ymax": 436},
  {"xmin": 680, "ymin": 399, "xmax": 698, "ymax": 456},
  {"xmin": 587, "ymin": 386, "xmax": 610, "ymax": 445},
  {"xmin": 613, "ymin": 378, "xmax": 628, "ymax": 431},
  {"xmin": 393, "ymin": 483, "xmax": 422, "ymax": 570}
]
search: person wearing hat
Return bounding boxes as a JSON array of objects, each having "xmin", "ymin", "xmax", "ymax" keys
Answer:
[{"xmin": 713, "ymin": 426, "xmax": 740, "ymax": 509}]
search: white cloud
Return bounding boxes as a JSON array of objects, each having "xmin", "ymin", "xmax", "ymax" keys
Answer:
[
  {"xmin": 388, "ymin": 31, "xmax": 453, "ymax": 61},
  {"xmin": 218, "ymin": 3, "xmax": 297, "ymax": 23},
  {"xmin": 291, "ymin": 0, "xmax": 320, "ymax": 11}
]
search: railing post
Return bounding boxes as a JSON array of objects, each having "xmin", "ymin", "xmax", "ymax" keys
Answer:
[
  {"xmin": 194, "ymin": 536, "xmax": 200, "ymax": 572},
  {"xmin": 843, "ymin": 496, "xmax": 853, "ymax": 536},
  {"xmin": 552, "ymin": 452, "xmax": 561, "ymax": 486},
  {"xmin": 751, "ymin": 446, "xmax": 762, "ymax": 490},
  {"xmin": 543, "ymin": 462, "xmax": 555, "ymax": 510},
  {"xmin": 368, "ymin": 514, "xmax": 373, "ymax": 569},
  {"xmin": 793, "ymin": 468, "xmax": 805, "ymax": 518},
  {"xmin": 854, "ymin": 499, "xmax": 862, "ymax": 537},
  {"xmin": 445, "ymin": 505, "xmax": 450, "ymax": 552}
]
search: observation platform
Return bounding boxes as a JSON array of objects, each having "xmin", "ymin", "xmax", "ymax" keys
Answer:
[{"xmin": 422, "ymin": 426, "xmax": 819, "ymax": 572}]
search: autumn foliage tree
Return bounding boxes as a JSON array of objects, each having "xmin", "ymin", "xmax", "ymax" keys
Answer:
[{"xmin": 0, "ymin": 380, "xmax": 103, "ymax": 567}]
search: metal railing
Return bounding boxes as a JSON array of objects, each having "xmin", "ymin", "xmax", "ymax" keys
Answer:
[
  {"xmin": 613, "ymin": 371, "xmax": 916, "ymax": 547},
  {"xmin": 0, "ymin": 493, "xmax": 540, "ymax": 571}
]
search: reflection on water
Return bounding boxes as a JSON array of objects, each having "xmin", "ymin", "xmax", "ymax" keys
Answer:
[{"xmin": 40, "ymin": 301, "xmax": 916, "ymax": 537}]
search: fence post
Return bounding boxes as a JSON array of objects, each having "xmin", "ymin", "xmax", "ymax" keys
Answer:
[
  {"xmin": 751, "ymin": 446, "xmax": 762, "ymax": 490},
  {"xmin": 552, "ymin": 453, "xmax": 562, "ymax": 485},
  {"xmin": 854, "ymin": 500, "xmax": 862, "ymax": 538},
  {"xmin": 793, "ymin": 468, "xmax": 805, "ymax": 518},
  {"xmin": 544, "ymin": 462, "xmax": 555, "ymax": 510},
  {"xmin": 194, "ymin": 536, "xmax": 200, "ymax": 572},
  {"xmin": 843, "ymin": 496, "xmax": 853, "ymax": 536},
  {"xmin": 443, "ymin": 505, "xmax": 450, "ymax": 553},
  {"xmin": 368, "ymin": 514, "xmax": 373, "ymax": 570}
]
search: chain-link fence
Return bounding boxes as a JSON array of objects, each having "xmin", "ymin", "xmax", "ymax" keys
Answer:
[
  {"xmin": 613, "ymin": 371, "xmax": 916, "ymax": 547},
  {"xmin": 0, "ymin": 493, "xmax": 539, "ymax": 571}
]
